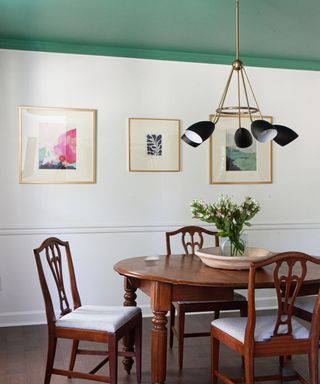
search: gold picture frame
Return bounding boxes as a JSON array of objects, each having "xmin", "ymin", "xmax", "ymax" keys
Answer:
[
  {"xmin": 209, "ymin": 115, "xmax": 272, "ymax": 184},
  {"xmin": 19, "ymin": 106, "xmax": 96, "ymax": 184},
  {"xmin": 128, "ymin": 118, "xmax": 180, "ymax": 172}
]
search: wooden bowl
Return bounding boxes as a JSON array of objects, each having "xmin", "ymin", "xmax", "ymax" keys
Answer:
[{"xmin": 196, "ymin": 246, "xmax": 272, "ymax": 270}]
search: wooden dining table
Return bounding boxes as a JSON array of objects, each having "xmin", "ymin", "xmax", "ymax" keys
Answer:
[{"xmin": 113, "ymin": 253, "xmax": 320, "ymax": 384}]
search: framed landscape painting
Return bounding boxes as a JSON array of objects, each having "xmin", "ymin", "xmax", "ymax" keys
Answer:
[
  {"xmin": 128, "ymin": 118, "xmax": 180, "ymax": 172},
  {"xmin": 209, "ymin": 115, "xmax": 272, "ymax": 184},
  {"xmin": 19, "ymin": 106, "xmax": 96, "ymax": 183}
]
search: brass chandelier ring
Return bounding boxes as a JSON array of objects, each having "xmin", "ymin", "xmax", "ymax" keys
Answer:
[{"xmin": 215, "ymin": 106, "xmax": 259, "ymax": 116}]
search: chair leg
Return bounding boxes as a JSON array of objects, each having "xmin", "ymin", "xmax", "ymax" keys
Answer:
[
  {"xmin": 244, "ymin": 353, "xmax": 254, "ymax": 384},
  {"xmin": 279, "ymin": 355, "xmax": 284, "ymax": 368},
  {"xmin": 211, "ymin": 335, "xmax": 219, "ymax": 384},
  {"xmin": 279, "ymin": 355, "xmax": 284, "ymax": 383},
  {"xmin": 135, "ymin": 321, "xmax": 142, "ymax": 383},
  {"xmin": 241, "ymin": 301, "xmax": 248, "ymax": 317},
  {"xmin": 69, "ymin": 340, "xmax": 79, "ymax": 372},
  {"xmin": 240, "ymin": 302, "xmax": 248, "ymax": 369},
  {"xmin": 169, "ymin": 303, "xmax": 175, "ymax": 349},
  {"xmin": 309, "ymin": 345, "xmax": 319, "ymax": 384},
  {"xmin": 44, "ymin": 336, "xmax": 57, "ymax": 384},
  {"xmin": 177, "ymin": 306, "xmax": 185, "ymax": 370},
  {"xmin": 109, "ymin": 335, "xmax": 118, "ymax": 384},
  {"xmin": 214, "ymin": 310, "xmax": 220, "ymax": 320}
]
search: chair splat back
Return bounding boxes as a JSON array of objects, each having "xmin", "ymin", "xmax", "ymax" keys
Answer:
[
  {"xmin": 273, "ymin": 258, "xmax": 307, "ymax": 336},
  {"xmin": 34, "ymin": 237, "xmax": 81, "ymax": 324},
  {"xmin": 246, "ymin": 252, "xmax": 320, "ymax": 343},
  {"xmin": 45, "ymin": 242, "xmax": 72, "ymax": 316},
  {"xmin": 166, "ymin": 226, "xmax": 219, "ymax": 256},
  {"xmin": 182, "ymin": 230, "xmax": 204, "ymax": 254}
]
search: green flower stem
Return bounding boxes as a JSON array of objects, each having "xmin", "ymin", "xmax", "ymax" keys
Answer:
[{"xmin": 229, "ymin": 236, "xmax": 245, "ymax": 256}]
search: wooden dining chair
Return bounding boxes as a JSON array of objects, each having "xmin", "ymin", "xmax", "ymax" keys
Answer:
[
  {"xmin": 34, "ymin": 237, "xmax": 142, "ymax": 384},
  {"xmin": 166, "ymin": 225, "xmax": 248, "ymax": 369},
  {"xmin": 211, "ymin": 252, "xmax": 320, "ymax": 384}
]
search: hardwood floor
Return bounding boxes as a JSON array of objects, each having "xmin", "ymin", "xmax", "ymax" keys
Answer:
[{"xmin": 0, "ymin": 313, "xmax": 313, "ymax": 383}]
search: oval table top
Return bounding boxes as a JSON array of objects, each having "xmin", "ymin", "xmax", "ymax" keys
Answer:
[{"xmin": 114, "ymin": 253, "xmax": 320, "ymax": 289}]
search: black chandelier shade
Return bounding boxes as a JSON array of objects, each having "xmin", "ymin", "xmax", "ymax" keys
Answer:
[
  {"xmin": 273, "ymin": 124, "xmax": 299, "ymax": 146},
  {"xmin": 251, "ymin": 119, "xmax": 277, "ymax": 143},
  {"xmin": 250, "ymin": 119, "xmax": 298, "ymax": 147},
  {"xmin": 234, "ymin": 127, "xmax": 253, "ymax": 148},
  {"xmin": 181, "ymin": 121, "xmax": 215, "ymax": 147}
]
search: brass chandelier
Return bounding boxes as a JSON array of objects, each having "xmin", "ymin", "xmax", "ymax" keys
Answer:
[{"xmin": 181, "ymin": 0, "xmax": 298, "ymax": 148}]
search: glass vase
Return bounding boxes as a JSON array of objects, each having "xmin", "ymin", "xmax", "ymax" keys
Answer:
[{"xmin": 220, "ymin": 234, "xmax": 248, "ymax": 257}]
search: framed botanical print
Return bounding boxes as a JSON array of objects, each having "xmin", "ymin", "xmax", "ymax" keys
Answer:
[
  {"xmin": 128, "ymin": 118, "xmax": 180, "ymax": 172},
  {"xmin": 19, "ymin": 106, "xmax": 96, "ymax": 184},
  {"xmin": 209, "ymin": 115, "xmax": 272, "ymax": 184}
]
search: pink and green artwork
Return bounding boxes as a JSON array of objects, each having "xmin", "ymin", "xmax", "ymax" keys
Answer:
[{"xmin": 38, "ymin": 124, "xmax": 77, "ymax": 169}]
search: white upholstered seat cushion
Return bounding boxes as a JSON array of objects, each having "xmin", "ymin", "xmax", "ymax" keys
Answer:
[
  {"xmin": 212, "ymin": 315, "xmax": 309, "ymax": 343},
  {"xmin": 294, "ymin": 296, "xmax": 316, "ymax": 314},
  {"xmin": 56, "ymin": 305, "xmax": 141, "ymax": 333}
]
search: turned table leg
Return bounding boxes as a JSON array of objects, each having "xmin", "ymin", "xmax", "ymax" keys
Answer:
[
  {"xmin": 122, "ymin": 277, "xmax": 137, "ymax": 374},
  {"xmin": 151, "ymin": 282, "xmax": 171, "ymax": 384},
  {"xmin": 151, "ymin": 310, "xmax": 168, "ymax": 384}
]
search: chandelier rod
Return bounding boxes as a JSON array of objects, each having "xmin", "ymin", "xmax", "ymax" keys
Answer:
[
  {"xmin": 213, "ymin": 67, "xmax": 235, "ymax": 124},
  {"xmin": 237, "ymin": 69, "xmax": 241, "ymax": 127},
  {"xmin": 236, "ymin": 0, "xmax": 239, "ymax": 61},
  {"xmin": 242, "ymin": 66, "xmax": 263, "ymax": 119},
  {"xmin": 240, "ymin": 68, "xmax": 253, "ymax": 121}
]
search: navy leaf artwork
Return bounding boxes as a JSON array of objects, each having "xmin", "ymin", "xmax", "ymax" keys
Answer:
[{"xmin": 146, "ymin": 134, "xmax": 162, "ymax": 156}]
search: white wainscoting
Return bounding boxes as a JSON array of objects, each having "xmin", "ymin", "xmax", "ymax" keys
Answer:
[{"xmin": 0, "ymin": 222, "xmax": 319, "ymax": 327}]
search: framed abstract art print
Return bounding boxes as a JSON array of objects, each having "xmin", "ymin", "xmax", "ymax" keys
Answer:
[
  {"xmin": 209, "ymin": 115, "xmax": 272, "ymax": 184},
  {"xmin": 19, "ymin": 106, "xmax": 96, "ymax": 184},
  {"xmin": 128, "ymin": 118, "xmax": 180, "ymax": 172}
]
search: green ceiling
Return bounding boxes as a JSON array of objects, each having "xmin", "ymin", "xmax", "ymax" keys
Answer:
[{"xmin": 0, "ymin": 0, "xmax": 319, "ymax": 70}]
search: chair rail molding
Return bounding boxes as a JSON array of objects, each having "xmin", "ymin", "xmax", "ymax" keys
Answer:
[
  {"xmin": 0, "ymin": 221, "xmax": 320, "ymax": 236},
  {"xmin": 0, "ymin": 221, "xmax": 317, "ymax": 327}
]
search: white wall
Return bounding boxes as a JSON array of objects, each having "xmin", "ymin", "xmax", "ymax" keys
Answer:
[{"xmin": 0, "ymin": 49, "xmax": 320, "ymax": 326}]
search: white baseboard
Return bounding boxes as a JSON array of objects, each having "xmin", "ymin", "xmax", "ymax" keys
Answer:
[
  {"xmin": 0, "ymin": 298, "xmax": 277, "ymax": 327},
  {"xmin": 0, "ymin": 310, "xmax": 47, "ymax": 327}
]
